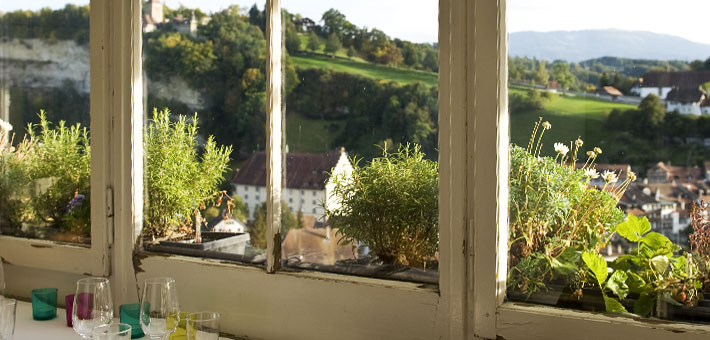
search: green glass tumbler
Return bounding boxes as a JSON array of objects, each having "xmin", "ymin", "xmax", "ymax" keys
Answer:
[
  {"xmin": 120, "ymin": 303, "xmax": 145, "ymax": 339},
  {"xmin": 32, "ymin": 288, "xmax": 58, "ymax": 320}
]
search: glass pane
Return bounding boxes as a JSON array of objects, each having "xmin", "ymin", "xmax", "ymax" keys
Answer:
[
  {"xmin": 141, "ymin": 1, "xmax": 266, "ymax": 264},
  {"xmin": 507, "ymin": 0, "xmax": 710, "ymax": 323},
  {"xmin": 0, "ymin": 2, "xmax": 91, "ymax": 244},
  {"xmin": 280, "ymin": 1, "xmax": 439, "ymax": 283}
]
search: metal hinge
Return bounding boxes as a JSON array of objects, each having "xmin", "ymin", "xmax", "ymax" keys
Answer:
[{"xmin": 106, "ymin": 186, "xmax": 114, "ymax": 245}]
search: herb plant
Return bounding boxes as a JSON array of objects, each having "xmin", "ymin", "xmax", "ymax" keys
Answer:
[
  {"xmin": 0, "ymin": 111, "xmax": 91, "ymax": 240},
  {"xmin": 508, "ymin": 119, "xmax": 629, "ymax": 295},
  {"xmin": 143, "ymin": 108, "xmax": 232, "ymax": 239},
  {"xmin": 603, "ymin": 215, "xmax": 700, "ymax": 315},
  {"xmin": 325, "ymin": 144, "xmax": 438, "ymax": 267}
]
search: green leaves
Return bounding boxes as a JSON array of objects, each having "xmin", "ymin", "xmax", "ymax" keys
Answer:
[
  {"xmin": 650, "ymin": 255, "xmax": 670, "ymax": 274},
  {"xmin": 582, "ymin": 251, "xmax": 608, "ymax": 286},
  {"xmin": 603, "ymin": 296, "xmax": 628, "ymax": 313},
  {"xmin": 605, "ymin": 271, "xmax": 629, "ymax": 299},
  {"xmin": 616, "ymin": 214, "xmax": 651, "ymax": 242},
  {"xmin": 633, "ymin": 293, "xmax": 654, "ymax": 316}
]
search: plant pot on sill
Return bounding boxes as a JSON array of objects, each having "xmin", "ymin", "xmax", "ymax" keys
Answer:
[
  {"xmin": 507, "ymin": 284, "xmax": 565, "ymax": 306},
  {"xmin": 145, "ymin": 232, "xmax": 250, "ymax": 256},
  {"xmin": 658, "ymin": 292, "xmax": 710, "ymax": 323}
]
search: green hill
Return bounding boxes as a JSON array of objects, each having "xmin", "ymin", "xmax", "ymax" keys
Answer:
[
  {"xmin": 290, "ymin": 54, "xmax": 438, "ymax": 87},
  {"xmin": 509, "ymin": 86, "xmax": 636, "ymax": 157}
]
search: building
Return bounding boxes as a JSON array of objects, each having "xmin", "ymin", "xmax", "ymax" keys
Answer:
[
  {"xmin": 596, "ymin": 86, "xmax": 623, "ymax": 101},
  {"xmin": 630, "ymin": 71, "xmax": 710, "ymax": 100},
  {"xmin": 665, "ymin": 87, "xmax": 706, "ymax": 115},
  {"xmin": 143, "ymin": 0, "xmax": 164, "ymax": 33},
  {"xmin": 231, "ymin": 148, "xmax": 353, "ymax": 221},
  {"xmin": 545, "ymin": 81, "xmax": 559, "ymax": 93},
  {"xmin": 646, "ymin": 161, "xmax": 707, "ymax": 184}
]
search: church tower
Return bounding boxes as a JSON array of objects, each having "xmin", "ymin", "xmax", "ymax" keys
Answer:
[{"xmin": 146, "ymin": 0, "xmax": 164, "ymax": 24}]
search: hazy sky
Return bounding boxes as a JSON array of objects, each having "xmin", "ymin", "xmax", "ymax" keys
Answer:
[{"xmin": 1, "ymin": 0, "xmax": 709, "ymax": 44}]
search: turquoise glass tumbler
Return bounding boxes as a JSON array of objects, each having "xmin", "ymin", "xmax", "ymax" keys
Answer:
[
  {"xmin": 32, "ymin": 287, "xmax": 58, "ymax": 320},
  {"xmin": 120, "ymin": 303, "xmax": 145, "ymax": 338}
]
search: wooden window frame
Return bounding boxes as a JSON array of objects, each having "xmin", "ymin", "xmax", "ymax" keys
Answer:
[{"xmin": 0, "ymin": 0, "xmax": 112, "ymax": 276}]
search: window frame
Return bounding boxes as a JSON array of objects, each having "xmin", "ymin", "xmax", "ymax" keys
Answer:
[{"xmin": 0, "ymin": 0, "xmax": 111, "ymax": 276}]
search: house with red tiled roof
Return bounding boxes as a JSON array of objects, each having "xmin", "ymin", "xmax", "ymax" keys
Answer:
[
  {"xmin": 630, "ymin": 70, "xmax": 710, "ymax": 100},
  {"xmin": 231, "ymin": 148, "xmax": 353, "ymax": 220}
]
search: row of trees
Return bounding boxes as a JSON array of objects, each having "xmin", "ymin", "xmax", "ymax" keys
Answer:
[
  {"xmin": 263, "ymin": 7, "xmax": 438, "ymax": 71},
  {"xmin": 0, "ymin": 4, "xmax": 90, "ymax": 44},
  {"xmin": 509, "ymin": 56, "xmax": 697, "ymax": 95}
]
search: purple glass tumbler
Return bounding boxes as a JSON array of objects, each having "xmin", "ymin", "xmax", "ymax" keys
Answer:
[{"xmin": 66, "ymin": 294, "xmax": 75, "ymax": 327}]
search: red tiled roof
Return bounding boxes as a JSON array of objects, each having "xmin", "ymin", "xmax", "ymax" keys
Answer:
[
  {"xmin": 599, "ymin": 86, "xmax": 623, "ymax": 97},
  {"xmin": 232, "ymin": 150, "xmax": 344, "ymax": 190},
  {"xmin": 636, "ymin": 71, "xmax": 710, "ymax": 89}
]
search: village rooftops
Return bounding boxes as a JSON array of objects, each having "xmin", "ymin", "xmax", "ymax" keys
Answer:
[
  {"xmin": 232, "ymin": 149, "xmax": 346, "ymax": 190},
  {"xmin": 666, "ymin": 87, "xmax": 705, "ymax": 104},
  {"xmin": 597, "ymin": 86, "xmax": 623, "ymax": 97},
  {"xmin": 635, "ymin": 70, "xmax": 710, "ymax": 89}
]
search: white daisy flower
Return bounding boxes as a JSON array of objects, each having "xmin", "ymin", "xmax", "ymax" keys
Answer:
[
  {"xmin": 554, "ymin": 142, "xmax": 569, "ymax": 156},
  {"xmin": 584, "ymin": 169, "xmax": 599, "ymax": 179},
  {"xmin": 602, "ymin": 170, "xmax": 618, "ymax": 184}
]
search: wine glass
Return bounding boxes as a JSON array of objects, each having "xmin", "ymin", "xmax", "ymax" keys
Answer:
[
  {"xmin": 186, "ymin": 311, "xmax": 221, "ymax": 340},
  {"xmin": 140, "ymin": 277, "xmax": 179, "ymax": 339},
  {"xmin": 72, "ymin": 277, "xmax": 113, "ymax": 339}
]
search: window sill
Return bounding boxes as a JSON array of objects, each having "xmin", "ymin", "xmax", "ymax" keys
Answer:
[
  {"xmin": 134, "ymin": 252, "xmax": 440, "ymax": 340},
  {"xmin": 497, "ymin": 301, "xmax": 710, "ymax": 340}
]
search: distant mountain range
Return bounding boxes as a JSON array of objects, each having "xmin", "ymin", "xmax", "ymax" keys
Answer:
[{"xmin": 509, "ymin": 29, "xmax": 710, "ymax": 63}]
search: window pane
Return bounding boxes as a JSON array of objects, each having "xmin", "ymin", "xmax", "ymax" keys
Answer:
[
  {"xmin": 141, "ymin": 1, "xmax": 266, "ymax": 264},
  {"xmin": 280, "ymin": 1, "xmax": 439, "ymax": 283},
  {"xmin": 507, "ymin": 0, "xmax": 710, "ymax": 323},
  {"xmin": 0, "ymin": 2, "xmax": 91, "ymax": 244}
]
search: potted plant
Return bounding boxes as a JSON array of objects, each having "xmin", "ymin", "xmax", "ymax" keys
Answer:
[
  {"xmin": 508, "ymin": 118, "xmax": 630, "ymax": 306},
  {"xmin": 0, "ymin": 112, "xmax": 91, "ymax": 243},
  {"xmin": 325, "ymin": 144, "xmax": 438, "ymax": 268},
  {"xmin": 141, "ymin": 108, "xmax": 251, "ymax": 256}
]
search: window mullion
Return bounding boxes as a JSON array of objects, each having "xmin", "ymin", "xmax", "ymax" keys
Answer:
[{"xmin": 265, "ymin": 0, "xmax": 283, "ymax": 273}]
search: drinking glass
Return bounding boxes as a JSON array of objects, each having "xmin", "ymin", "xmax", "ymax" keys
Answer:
[
  {"xmin": 72, "ymin": 278, "xmax": 113, "ymax": 339},
  {"xmin": 186, "ymin": 312, "xmax": 221, "ymax": 340},
  {"xmin": 31, "ymin": 288, "xmax": 58, "ymax": 320},
  {"xmin": 140, "ymin": 278, "xmax": 179, "ymax": 339},
  {"xmin": 93, "ymin": 323, "xmax": 132, "ymax": 340},
  {"xmin": 0, "ymin": 298, "xmax": 16, "ymax": 340}
]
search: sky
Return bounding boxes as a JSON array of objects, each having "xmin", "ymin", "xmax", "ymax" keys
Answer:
[{"xmin": 1, "ymin": 0, "xmax": 709, "ymax": 44}]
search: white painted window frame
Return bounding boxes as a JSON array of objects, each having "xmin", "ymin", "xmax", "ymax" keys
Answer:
[
  {"xmin": 468, "ymin": 1, "xmax": 710, "ymax": 340},
  {"xmin": 0, "ymin": 0, "xmax": 111, "ymax": 276},
  {"xmin": 9, "ymin": 0, "xmax": 710, "ymax": 338}
]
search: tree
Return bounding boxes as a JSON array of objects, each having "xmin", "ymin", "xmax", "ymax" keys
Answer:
[
  {"xmin": 532, "ymin": 60, "xmax": 549, "ymax": 85},
  {"xmin": 307, "ymin": 30, "xmax": 320, "ymax": 52},
  {"xmin": 638, "ymin": 93, "xmax": 666, "ymax": 127},
  {"xmin": 321, "ymin": 8, "xmax": 353, "ymax": 37},
  {"xmin": 705, "ymin": 57, "xmax": 710, "ymax": 71},
  {"xmin": 346, "ymin": 46, "xmax": 355, "ymax": 59},
  {"xmin": 324, "ymin": 33, "xmax": 341, "ymax": 56},
  {"xmin": 249, "ymin": 201, "xmax": 298, "ymax": 248},
  {"xmin": 599, "ymin": 72, "xmax": 611, "ymax": 87},
  {"xmin": 550, "ymin": 62, "xmax": 575, "ymax": 90},
  {"xmin": 296, "ymin": 209, "xmax": 304, "ymax": 229},
  {"xmin": 690, "ymin": 60, "xmax": 705, "ymax": 71},
  {"xmin": 285, "ymin": 28, "xmax": 301, "ymax": 53}
]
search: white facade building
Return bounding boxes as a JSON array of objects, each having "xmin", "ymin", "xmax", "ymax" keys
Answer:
[{"xmin": 232, "ymin": 148, "xmax": 353, "ymax": 221}]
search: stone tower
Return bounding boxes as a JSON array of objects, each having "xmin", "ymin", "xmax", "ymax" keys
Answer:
[{"xmin": 146, "ymin": 0, "xmax": 164, "ymax": 24}]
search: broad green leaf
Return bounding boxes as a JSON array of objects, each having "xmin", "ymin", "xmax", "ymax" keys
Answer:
[
  {"xmin": 603, "ymin": 295, "xmax": 628, "ymax": 313},
  {"xmin": 633, "ymin": 293, "xmax": 655, "ymax": 316},
  {"xmin": 616, "ymin": 214, "xmax": 651, "ymax": 242},
  {"xmin": 559, "ymin": 247, "xmax": 581, "ymax": 264},
  {"xmin": 550, "ymin": 257, "xmax": 578, "ymax": 276},
  {"xmin": 650, "ymin": 255, "xmax": 670, "ymax": 274},
  {"xmin": 605, "ymin": 271, "xmax": 629, "ymax": 299},
  {"xmin": 641, "ymin": 232, "xmax": 672, "ymax": 253},
  {"xmin": 582, "ymin": 251, "xmax": 608, "ymax": 286}
]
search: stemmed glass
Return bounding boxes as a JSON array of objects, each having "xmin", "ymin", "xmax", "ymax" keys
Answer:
[
  {"xmin": 72, "ymin": 277, "xmax": 113, "ymax": 339},
  {"xmin": 140, "ymin": 277, "xmax": 180, "ymax": 339}
]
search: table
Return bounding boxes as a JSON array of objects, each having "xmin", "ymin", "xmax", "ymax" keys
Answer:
[
  {"xmin": 13, "ymin": 301, "xmax": 234, "ymax": 339},
  {"xmin": 14, "ymin": 300, "xmax": 83, "ymax": 339}
]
